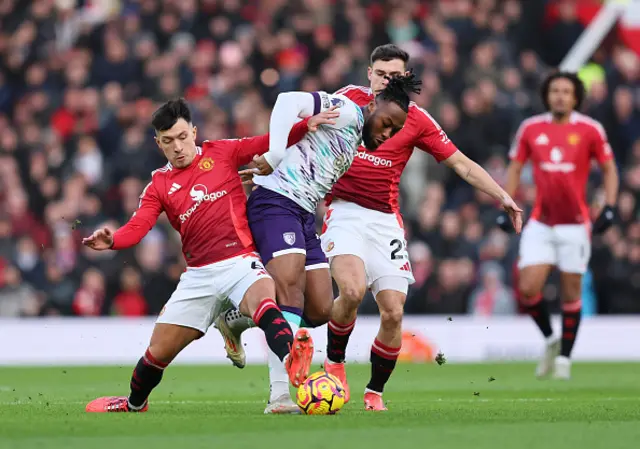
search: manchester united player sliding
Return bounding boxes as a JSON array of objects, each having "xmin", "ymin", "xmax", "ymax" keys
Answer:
[
  {"xmin": 320, "ymin": 44, "xmax": 523, "ymax": 411},
  {"xmin": 82, "ymin": 99, "xmax": 337, "ymax": 412},
  {"xmin": 500, "ymin": 72, "xmax": 618, "ymax": 380}
]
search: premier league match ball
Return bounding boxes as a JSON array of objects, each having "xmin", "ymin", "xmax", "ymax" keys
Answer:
[{"xmin": 296, "ymin": 371, "xmax": 346, "ymax": 415}]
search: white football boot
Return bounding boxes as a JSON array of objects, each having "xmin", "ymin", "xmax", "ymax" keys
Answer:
[
  {"xmin": 535, "ymin": 337, "xmax": 560, "ymax": 378},
  {"xmin": 552, "ymin": 356, "xmax": 571, "ymax": 380},
  {"xmin": 264, "ymin": 394, "xmax": 300, "ymax": 414},
  {"xmin": 214, "ymin": 309, "xmax": 246, "ymax": 369}
]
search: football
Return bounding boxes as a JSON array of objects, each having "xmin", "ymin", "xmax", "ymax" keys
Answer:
[{"xmin": 296, "ymin": 371, "xmax": 346, "ymax": 415}]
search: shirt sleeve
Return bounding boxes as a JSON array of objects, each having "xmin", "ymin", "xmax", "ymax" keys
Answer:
[
  {"xmin": 508, "ymin": 121, "xmax": 531, "ymax": 163},
  {"xmin": 231, "ymin": 118, "xmax": 311, "ymax": 167},
  {"xmin": 263, "ymin": 91, "xmax": 317, "ymax": 169},
  {"xmin": 321, "ymin": 94, "xmax": 360, "ymax": 130},
  {"xmin": 589, "ymin": 121, "xmax": 614, "ymax": 164},
  {"xmin": 111, "ymin": 179, "xmax": 163, "ymax": 250},
  {"xmin": 411, "ymin": 105, "xmax": 458, "ymax": 162}
]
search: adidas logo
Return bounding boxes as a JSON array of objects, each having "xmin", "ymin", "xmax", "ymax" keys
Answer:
[
  {"xmin": 535, "ymin": 133, "xmax": 549, "ymax": 146},
  {"xmin": 168, "ymin": 183, "xmax": 181, "ymax": 195},
  {"xmin": 400, "ymin": 262, "xmax": 411, "ymax": 272}
]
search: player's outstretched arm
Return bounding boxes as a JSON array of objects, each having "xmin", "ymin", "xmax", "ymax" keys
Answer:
[
  {"xmin": 443, "ymin": 150, "xmax": 523, "ymax": 234},
  {"xmin": 83, "ymin": 181, "xmax": 163, "ymax": 250}
]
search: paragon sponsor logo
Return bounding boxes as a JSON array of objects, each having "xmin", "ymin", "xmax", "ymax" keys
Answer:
[
  {"xmin": 180, "ymin": 185, "xmax": 227, "ymax": 223},
  {"xmin": 356, "ymin": 151, "xmax": 392, "ymax": 167}
]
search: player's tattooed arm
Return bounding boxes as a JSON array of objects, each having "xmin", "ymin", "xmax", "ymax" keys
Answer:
[{"xmin": 444, "ymin": 150, "xmax": 523, "ymax": 233}]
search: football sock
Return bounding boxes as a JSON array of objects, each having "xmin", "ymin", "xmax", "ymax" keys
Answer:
[
  {"xmin": 253, "ymin": 299, "xmax": 294, "ymax": 362},
  {"xmin": 326, "ymin": 319, "xmax": 355, "ymax": 363},
  {"xmin": 366, "ymin": 339, "xmax": 400, "ymax": 394},
  {"xmin": 128, "ymin": 348, "xmax": 167, "ymax": 409},
  {"xmin": 522, "ymin": 294, "xmax": 553, "ymax": 338},
  {"xmin": 561, "ymin": 299, "xmax": 582, "ymax": 357},
  {"xmin": 267, "ymin": 348, "xmax": 290, "ymax": 401}
]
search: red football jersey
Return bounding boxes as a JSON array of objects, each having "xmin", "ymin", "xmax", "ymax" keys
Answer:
[
  {"xmin": 328, "ymin": 85, "xmax": 458, "ymax": 213},
  {"xmin": 509, "ymin": 112, "xmax": 613, "ymax": 226},
  {"xmin": 111, "ymin": 120, "xmax": 309, "ymax": 266}
]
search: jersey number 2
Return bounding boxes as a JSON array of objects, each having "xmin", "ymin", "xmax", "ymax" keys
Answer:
[{"xmin": 390, "ymin": 239, "xmax": 406, "ymax": 260}]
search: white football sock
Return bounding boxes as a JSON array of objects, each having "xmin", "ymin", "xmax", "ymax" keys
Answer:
[{"xmin": 268, "ymin": 321, "xmax": 299, "ymax": 402}]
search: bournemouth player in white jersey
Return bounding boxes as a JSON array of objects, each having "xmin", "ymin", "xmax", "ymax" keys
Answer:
[
  {"xmin": 500, "ymin": 72, "xmax": 618, "ymax": 380},
  {"xmin": 219, "ymin": 75, "xmax": 423, "ymax": 414},
  {"xmin": 320, "ymin": 45, "xmax": 522, "ymax": 411}
]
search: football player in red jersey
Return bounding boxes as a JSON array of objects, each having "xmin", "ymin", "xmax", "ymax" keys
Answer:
[
  {"xmin": 500, "ymin": 72, "xmax": 619, "ymax": 380},
  {"xmin": 82, "ymin": 99, "xmax": 338, "ymax": 413},
  {"xmin": 320, "ymin": 45, "xmax": 523, "ymax": 410}
]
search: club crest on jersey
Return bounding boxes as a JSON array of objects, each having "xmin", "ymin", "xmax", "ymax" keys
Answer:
[
  {"xmin": 198, "ymin": 157, "xmax": 215, "ymax": 171},
  {"xmin": 283, "ymin": 232, "xmax": 296, "ymax": 246},
  {"xmin": 535, "ymin": 133, "xmax": 549, "ymax": 145},
  {"xmin": 567, "ymin": 133, "xmax": 580, "ymax": 146}
]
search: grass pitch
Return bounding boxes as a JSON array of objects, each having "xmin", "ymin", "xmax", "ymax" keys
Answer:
[{"xmin": 1, "ymin": 363, "xmax": 639, "ymax": 449}]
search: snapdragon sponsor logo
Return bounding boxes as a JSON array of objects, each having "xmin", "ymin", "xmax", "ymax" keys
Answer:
[
  {"xmin": 356, "ymin": 151, "xmax": 392, "ymax": 167},
  {"xmin": 180, "ymin": 184, "xmax": 227, "ymax": 223}
]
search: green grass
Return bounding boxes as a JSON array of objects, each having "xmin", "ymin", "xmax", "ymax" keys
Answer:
[{"xmin": 1, "ymin": 363, "xmax": 639, "ymax": 449}]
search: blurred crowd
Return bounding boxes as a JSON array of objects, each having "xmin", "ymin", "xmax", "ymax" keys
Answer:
[{"xmin": 0, "ymin": 0, "xmax": 639, "ymax": 318}]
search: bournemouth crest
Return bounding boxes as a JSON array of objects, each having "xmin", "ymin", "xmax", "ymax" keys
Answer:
[{"xmin": 283, "ymin": 232, "xmax": 296, "ymax": 246}]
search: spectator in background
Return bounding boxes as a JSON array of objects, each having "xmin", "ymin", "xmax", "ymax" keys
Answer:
[
  {"xmin": 468, "ymin": 261, "xmax": 517, "ymax": 316},
  {"xmin": 0, "ymin": 0, "xmax": 638, "ymax": 317}
]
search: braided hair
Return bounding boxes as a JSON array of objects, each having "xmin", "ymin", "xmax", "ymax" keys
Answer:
[{"xmin": 376, "ymin": 71, "xmax": 422, "ymax": 112}]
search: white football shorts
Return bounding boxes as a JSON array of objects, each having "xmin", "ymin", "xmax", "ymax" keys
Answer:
[
  {"xmin": 518, "ymin": 219, "xmax": 591, "ymax": 274},
  {"xmin": 156, "ymin": 252, "xmax": 271, "ymax": 334},
  {"xmin": 321, "ymin": 200, "xmax": 415, "ymax": 294}
]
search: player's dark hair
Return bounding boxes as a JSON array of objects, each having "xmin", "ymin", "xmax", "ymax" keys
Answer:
[
  {"xmin": 151, "ymin": 98, "xmax": 192, "ymax": 132},
  {"xmin": 375, "ymin": 71, "xmax": 422, "ymax": 113},
  {"xmin": 541, "ymin": 72, "xmax": 585, "ymax": 111},
  {"xmin": 370, "ymin": 44, "xmax": 410, "ymax": 66}
]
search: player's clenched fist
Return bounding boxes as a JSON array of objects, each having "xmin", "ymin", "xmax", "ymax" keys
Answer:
[{"xmin": 82, "ymin": 227, "xmax": 114, "ymax": 250}]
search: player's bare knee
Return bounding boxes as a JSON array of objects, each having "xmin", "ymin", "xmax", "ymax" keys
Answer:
[
  {"xmin": 380, "ymin": 306, "xmax": 403, "ymax": 331},
  {"xmin": 560, "ymin": 273, "xmax": 582, "ymax": 302},
  {"xmin": 518, "ymin": 277, "xmax": 542, "ymax": 300},
  {"xmin": 339, "ymin": 282, "xmax": 366, "ymax": 309}
]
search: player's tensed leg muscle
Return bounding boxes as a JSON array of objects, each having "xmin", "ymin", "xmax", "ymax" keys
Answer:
[
  {"xmin": 266, "ymin": 253, "xmax": 307, "ymax": 326},
  {"xmin": 559, "ymin": 271, "xmax": 583, "ymax": 358},
  {"xmin": 326, "ymin": 255, "xmax": 367, "ymax": 364},
  {"xmin": 302, "ymin": 267, "xmax": 334, "ymax": 327},
  {"xmin": 366, "ymin": 288, "xmax": 405, "ymax": 395}
]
